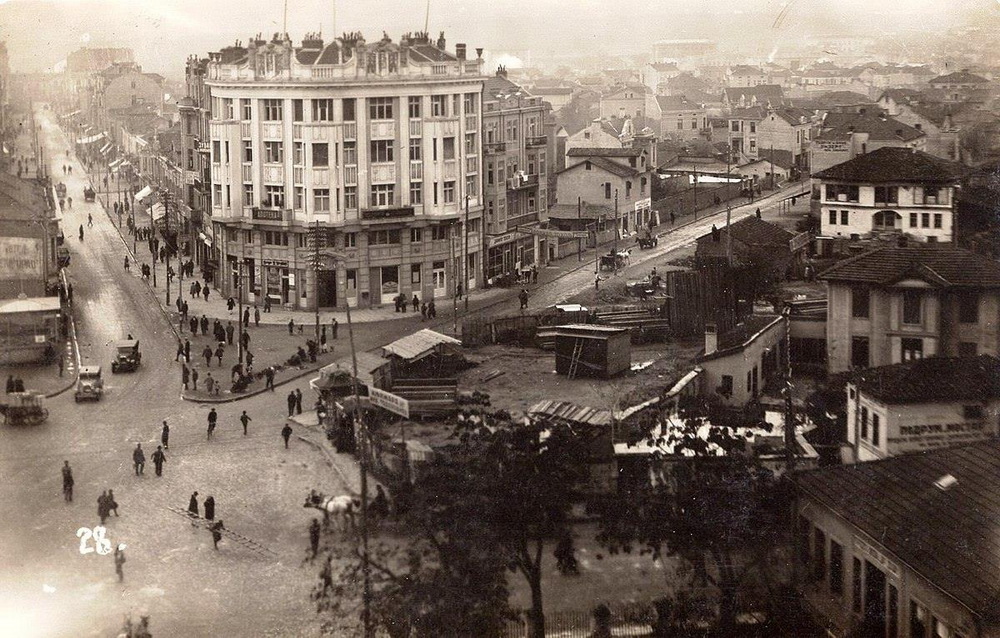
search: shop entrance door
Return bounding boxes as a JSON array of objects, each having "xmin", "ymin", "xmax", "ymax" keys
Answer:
[
  {"xmin": 860, "ymin": 560, "xmax": 887, "ymax": 638},
  {"xmin": 318, "ymin": 270, "xmax": 337, "ymax": 308}
]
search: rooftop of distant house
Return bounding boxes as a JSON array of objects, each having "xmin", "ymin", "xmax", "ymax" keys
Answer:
[
  {"xmin": 818, "ymin": 244, "xmax": 1000, "ymax": 288},
  {"xmin": 723, "ymin": 84, "xmax": 783, "ymax": 103},
  {"xmin": 930, "ymin": 70, "xmax": 990, "ymax": 85},
  {"xmin": 815, "ymin": 112, "xmax": 925, "ymax": 143},
  {"xmin": 812, "ymin": 146, "xmax": 964, "ymax": 183},
  {"xmin": 566, "ymin": 146, "xmax": 644, "ymax": 158},
  {"xmin": 698, "ymin": 314, "xmax": 785, "ymax": 362},
  {"xmin": 697, "ymin": 215, "xmax": 794, "ymax": 247},
  {"xmin": 796, "ymin": 440, "xmax": 1000, "ymax": 625},
  {"xmin": 850, "ymin": 355, "xmax": 1000, "ymax": 404}
]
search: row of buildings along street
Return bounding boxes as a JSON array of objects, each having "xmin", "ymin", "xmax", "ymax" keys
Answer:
[{"xmin": 3, "ymin": 4, "xmax": 1000, "ymax": 637}]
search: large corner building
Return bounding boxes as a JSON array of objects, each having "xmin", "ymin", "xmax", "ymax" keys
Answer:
[{"xmin": 205, "ymin": 32, "xmax": 486, "ymax": 309}]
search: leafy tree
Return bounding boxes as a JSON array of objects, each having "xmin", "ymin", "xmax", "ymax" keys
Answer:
[{"xmin": 595, "ymin": 396, "xmax": 794, "ymax": 634}]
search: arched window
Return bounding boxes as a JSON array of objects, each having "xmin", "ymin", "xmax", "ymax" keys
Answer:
[{"xmin": 873, "ymin": 210, "xmax": 900, "ymax": 229}]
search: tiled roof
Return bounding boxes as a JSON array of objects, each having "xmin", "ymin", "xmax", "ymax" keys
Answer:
[
  {"xmin": 407, "ymin": 44, "xmax": 456, "ymax": 63},
  {"xmin": 548, "ymin": 202, "xmax": 614, "ymax": 220},
  {"xmin": 566, "ymin": 147, "xmax": 643, "ymax": 158},
  {"xmin": 930, "ymin": 70, "xmax": 990, "ymax": 85},
  {"xmin": 817, "ymin": 113, "xmax": 925, "ymax": 143},
  {"xmin": 757, "ymin": 148, "xmax": 796, "ymax": 170},
  {"xmin": 817, "ymin": 245, "xmax": 1000, "ymax": 288},
  {"xmin": 878, "ymin": 88, "xmax": 923, "ymax": 103},
  {"xmin": 795, "ymin": 441, "xmax": 1000, "ymax": 623},
  {"xmin": 730, "ymin": 105, "xmax": 767, "ymax": 120},
  {"xmin": 851, "ymin": 356, "xmax": 1000, "ymax": 404},
  {"xmin": 769, "ymin": 106, "xmax": 814, "ymax": 126},
  {"xmin": 699, "ymin": 315, "xmax": 784, "ymax": 362},
  {"xmin": 812, "ymin": 146, "xmax": 964, "ymax": 183},
  {"xmin": 698, "ymin": 215, "xmax": 793, "ymax": 246},
  {"xmin": 729, "ymin": 65, "xmax": 764, "ymax": 75},
  {"xmin": 484, "ymin": 74, "xmax": 524, "ymax": 98},
  {"xmin": 559, "ymin": 156, "xmax": 640, "ymax": 178},
  {"xmin": 724, "ymin": 85, "xmax": 783, "ymax": 103},
  {"xmin": 655, "ymin": 95, "xmax": 705, "ymax": 111},
  {"xmin": 815, "ymin": 90, "xmax": 874, "ymax": 107},
  {"xmin": 528, "ymin": 400, "xmax": 614, "ymax": 427},
  {"xmin": 665, "ymin": 73, "xmax": 709, "ymax": 92}
]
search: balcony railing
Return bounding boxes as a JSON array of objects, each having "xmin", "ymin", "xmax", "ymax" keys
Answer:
[
  {"xmin": 484, "ymin": 142, "xmax": 506, "ymax": 155},
  {"xmin": 240, "ymin": 122, "xmax": 251, "ymax": 138},
  {"xmin": 344, "ymin": 165, "xmax": 358, "ymax": 185},
  {"xmin": 251, "ymin": 206, "xmax": 291, "ymax": 222},
  {"xmin": 507, "ymin": 173, "xmax": 539, "ymax": 191},
  {"xmin": 409, "ymin": 120, "xmax": 422, "ymax": 136},
  {"xmin": 409, "ymin": 162, "xmax": 423, "ymax": 181},
  {"xmin": 526, "ymin": 134, "xmax": 548, "ymax": 147}
]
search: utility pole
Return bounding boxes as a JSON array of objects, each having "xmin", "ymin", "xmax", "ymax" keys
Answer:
[
  {"xmin": 312, "ymin": 220, "xmax": 321, "ymax": 343},
  {"xmin": 783, "ymin": 310, "xmax": 796, "ymax": 472},
  {"xmin": 693, "ymin": 167, "xmax": 698, "ymax": 220},
  {"xmin": 238, "ymin": 240, "xmax": 246, "ymax": 364},
  {"xmin": 463, "ymin": 194, "xmax": 470, "ymax": 312},
  {"xmin": 577, "ymin": 196, "xmax": 582, "ymax": 261},
  {"xmin": 451, "ymin": 219, "xmax": 458, "ymax": 334},
  {"xmin": 613, "ymin": 189, "xmax": 619, "ymax": 258},
  {"xmin": 726, "ymin": 204, "xmax": 733, "ymax": 267},
  {"xmin": 769, "ymin": 144, "xmax": 775, "ymax": 191},
  {"xmin": 163, "ymin": 189, "xmax": 172, "ymax": 307}
]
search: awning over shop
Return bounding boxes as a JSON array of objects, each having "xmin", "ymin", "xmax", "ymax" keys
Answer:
[
  {"xmin": 150, "ymin": 202, "xmax": 166, "ymax": 221},
  {"xmin": 198, "ymin": 231, "xmax": 213, "ymax": 246},
  {"xmin": 77, "ymin": 133, "xmax": 105, "ymax": 144},
  {"xmin": 134, "ymin": 185, "xmax": 153, "ymax": 202},
  {"xmin": 99, "ymin": 142, "xmax": 113, "ymax": 154}
]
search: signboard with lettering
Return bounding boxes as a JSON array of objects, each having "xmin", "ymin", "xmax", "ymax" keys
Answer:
[
  {"xmin": 369, "ymin": 387, "xmax": 410, "ymax": 418},
  {"xmin": 634, "ymin": 197, "xmax": 652, "ymax": 212},
  {"xmin": 816, "ymin": 141, "xmax": 849, "ymax": 153},
  {"xmin": 0, "ymin": 237, "xmax": 43, "ymax": 279},
  {"xmin": 888, "ymin": 421, "xmax": 992, "ymax": 455},
  {"xmin": 487, "ymin": 231, "xmax": 523, "ymax": 248},
  {"xmin": 521, "ymin": 227, "xmax": 590, "ymax": 239}
]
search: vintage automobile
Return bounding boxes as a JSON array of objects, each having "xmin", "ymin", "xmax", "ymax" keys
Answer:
[
  {"xmin": 83, "ymin": 186, "xmax": 96, "ymax": 202},
  {"xmin": 75, "ymin": 366, "xmax": 104, "ymax": 402},
  {"xmin": 1, "ymin": 392, "xmax": 49, "ymax": 426},
  {"xmin": 111, "ymin": 340, "xmax": 141, "ymax": 373},
  {"xmin": 637, "ymin": 229, "xmax": 658, "ymax": 249}
]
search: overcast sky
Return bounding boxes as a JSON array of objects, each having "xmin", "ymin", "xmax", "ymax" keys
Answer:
[{"xmin": 0, "ymin": 0, "xmax": 994, "ymax": 76}]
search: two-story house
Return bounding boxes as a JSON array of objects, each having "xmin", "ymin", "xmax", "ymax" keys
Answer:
[
  {"xmin": 928, "ymin": 69, "xmax": 992, "ymax": 103},
  {"xmin": 818, "ymin": 244, "xmax": 1000, "ymax": 373},
  {"xmin": 844, "ymin": 355, "xmax": 1000, "ymax": 462},
  {"xmin": 877, "ymin": 90, "xmax": 962, "ymax": 161},
  {"xmin": 655, "ymin": 95, "xmax": 707, "ymax": 142},
  {"xmin": 727, "ymin": 106, "xmax": 765, "ymax": 159},
  {"xmin": 809, "ymin": 112, "xmax": 926, "ymax": 174},
  {"xmin": 813, "ymin": 146, "xmax": 964, "ymax": 243},
  {"xmin": 599, "ymin": 84, "xmax": 660, "ymax": 121},
  {"xmin": 640, "ymin": 62, "xmax": 681, "ymax": 94},
  {"xmin": 756, "ymin": 106, "xmax": 819, "ymax": 170},
  {"xmin": 722, "ymin": 84, "xmax": 783, "ymax": 111},
  {"xmin": 726, "ymin": 65, "xmax": 769, "ymax": 88}
]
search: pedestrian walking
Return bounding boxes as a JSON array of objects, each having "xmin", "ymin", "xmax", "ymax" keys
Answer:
[
  {"xmin": 132, "ymin": 443, "xmax": 145, "ymax": 476},
  {"xmin": 428, "ymin": 300, "xmax": 437, "ymax": 319},
  {"xmin": 200, "ymin": 315, "xmax": 209, "ymax": 336},
  {"xmin": 243, "ymin": 307, "xmax": 250, "ymax": 328},
  {"xmin": 191, "ymin": 367, "xmax": 199, "ymax": 391},
  {"xmin": 265, "ymin": 366, "xmax": 275, "ymax": 391},
  {"xmin": 245, "ymin": 350, "xmax": 254, "ymax": 369},
  {"xmin": 114, "ymin": 544, "xmax": 126, "ymax": 582},
  {"xmin": 240, "ymin": 410, "xmax": 251, "ymax": 435},
  {"xmin": 412, "ymin": 294, "xmax": 420, "ymax": 313},
  {"xmin": 519, "ymin": 288, "xmax": 529, "ymax": 310},
  {"xmin": 202, "ymin": 345, "xmax": 213, "ymax": 367},
  {"xmin": 281, "ymin": 422, "xmax": 293, "ymax": 448},
  {"xmin": 124, "ymin": 256, "xmax": 130, "ymax": 272},
  {"xmin": 203, "ymin": 285, "xmax": 210, "ymax": 302},
  {"xmin": 79, "ymin": 225, "xmax": 84, "ymax": 241},
  {"xmin": 227, "ymin": 297, "xmax": 235, "ymax": 313},
  {"xmin": 161, "ymin": 421, "xmax": 170, "ymax": 449},
  {"xmin": 189, "ymin": 316, "xmax": 198, "ymax": 334},
  {"xmin": 62, "ymin": 460, "xmax": 74, "ymax": 502},
  {"xmin": 152, "ymin": 445, "xmax": 166, "ymax": 476},
  {"xmin": 184, "ymin": 339, "xmax": 191, "ymax": 363},
  {"xmin": 87, "ymin": 212, "xmax": 93, "ymax": 228},
  {"xmin": 295, "ymin": 389, "xmax": 303, "ymax": 415},
  {"xmin": 456, "ymin": 283, "xmax": 463, "ymax": 300},
  {"xmin": 253, "ymin": 306, "xmax": 260, "ymax": 327},
  {"xmin": 98, "ymin": 491, "xmax": 109, "ymax": 525},
  {"xmin": 532, "ymin": 264, "xmax": 538, "ymax": 284},
  {"xmin": 287, "ymin": 391, "xmax": 296, "ymax": 417},
  {"xmin": 108, "ymin": 490, "xmax": 119, "ymax": 517},
  {"xmin": 182, "ymin": 300, "xmax": 189, "ymax": 323},
  {"xmin": 206, "ymin": 373, "xmax": 216, "ymax": 395},
  {"xmin": 181, "ymin": 363, "xmax": 190, "ymax": 390},
  {"xmin": 204, "ymin": 495, "xmax": 216, "ymax": 521},
  {"xmin": 207, "ymin": 408, "xmax": 218, "ymax": 440},
  {"xmin": 309, "ymin": 518, "xmax": 321, "ymax": 560},
  {"xmin": 420, "ymin": 301, "xmax": 427, "ymax": 320},
  {"xmin": 214, "ymin": 344, "xmax": 224, "ymax": 366},
  {"xmin": 188, "ymin": 492, "xmax": 199, "ymax": 520},
  {"xmin": 264, "ymin": 296, "xmax": 272, "ymax": 312},
  {"xmin": 595, "ymin": 274, "xmax": 601, "ymax": 291},
  {"xmin": 670, "ymin": 210, "xmax": 676, "ymax": 225},
  {"xmin": 210, "ymin": 520, "xmax": 225, "ymax": 550},
  {"xmin": 331, "ymin": 318, "xmax": 338, "ymax": 339},
  {"xmin": 288, "ymin": 318, "xmax": 295, "ymax": 335},
  {"xmin": 225, "ymin": 322, "xmax": 234, "ymax": 345}
]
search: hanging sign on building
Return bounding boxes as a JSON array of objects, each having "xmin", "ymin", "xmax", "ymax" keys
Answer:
[
  {"xmin": 369, "ymin": 387, "xmax": 410, "ymax": 418},
  {"xmin": 0, "ymin": 237, "xmax": 43, "ymax": 279}
]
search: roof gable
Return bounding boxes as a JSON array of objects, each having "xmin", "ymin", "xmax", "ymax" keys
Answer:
[
  {"xmin": 559, "ymin": 156, "xmax": 640, "ymax": 179},
  {"xmin": 812, "ymin": 146, "xmax": 964, "ymax": 183}
]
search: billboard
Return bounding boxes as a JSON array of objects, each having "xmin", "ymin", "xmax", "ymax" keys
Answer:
[{"xmin": 0, "ymin": 237, "xmax": 43, "ymax": 279}]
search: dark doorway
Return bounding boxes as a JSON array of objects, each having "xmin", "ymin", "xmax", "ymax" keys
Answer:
[
  {"xmin": 861, "ymin": 560, "xmax": 887, "ymax": 638},
  {"xmin": 318, "ymin": 270, "xmax": 337, "ymax": 308}
]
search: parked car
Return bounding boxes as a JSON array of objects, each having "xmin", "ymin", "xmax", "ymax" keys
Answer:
[{"xmin": 75, "ymin": 366, "xmax": 104, "ymax": 402}]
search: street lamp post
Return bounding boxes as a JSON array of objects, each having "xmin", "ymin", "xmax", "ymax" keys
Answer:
[{"xmin": 463, "ymin": 194, "xmax": 470, "ymax": 313}]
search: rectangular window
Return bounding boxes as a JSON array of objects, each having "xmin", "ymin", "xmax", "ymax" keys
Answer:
[
  {"xmin": 263, "ymin": 231, "xmax": 288, "ymax": 246},
  {"xmin": 874, "ymin": 185, "xmax": 898, "ymax": 204},
  {"xmin": 410, "ymin": 182, "xmax": 423, "ymax": 205},
  {"xmin": 829, "ymin": 210, "xmax": 837, "ymax": 225},
  {"xmin": 465, "ymin": 133, "xmax": 477, "ymax": 155},
  {"xmin": 312, "ymin": 98, "xmax": 334, "ymax": 122},
  {"xmin": 369, "ymin": 229, "xmax": 402, "ymax": 245},
  {"xmin": 852, "ymin": 287, "xmax": 870, "ymax": 318},
  {"xmin": 463, "ymin": 92, "xmax": 477, "ymax": 114},
  {"xmin": 959, "ymin": 293, "xmax": 979, "ymax": 323},
  {"xmin": 841, "ymin": 210, "xmax": 849, "ymax": 225},
  {"xmin": 431, "ymin": 95, "xmax": 446, "ymax": 117},
  {"xmin": 294, "ymin": 186, "xmax": 304, "ymax": 209},
  {"xmin": 346, "ymin": 269, "xmax": 357, "ymax": 293},
  {"xmin": 853, "ymin": 558, "xmax": 863, "ymax": 613},
  {"xmin": 343, "ymin": 141, "xmax": 357, "ymax": 165},
  {"xmin": 312, "ymin": 143, "xmax": 329, "ymax": 167},
  {"xmin": 813, "ymin": 527, "xmax": 826, "ymax": 582},
  {"xmin": 243, "ymin": 140, "xmax": 253, "ymax": 163},
  {"xmin": 903, "ymin": 290, "xmax": 922, "ymax": 325},
  {"xmin": 264, "ymin": 185, "xmax": 285, "ymax": 208},
  {"xmin": 830, "ymin": 540, "xmax": 844, "ymax": 595},
  {"xmin": 861, "ymin": 407, "xmax": 869, "ymax": 440},
  {"xmin": 408, "ymin": 96, "xmax": 422, "ymax": 119},
  {"xmin": 677, "ymin": 119, "xmax": 684, "ymax": 130},
  {"xmin": 910, "ymin": 212, "xmax": 918, "ymax": 227},
  {"xmin": 433, "ymin": 181, "xmax": 439, "ymax": 205},
  {"xmin": 443, "ymin": 137, "xmax": 455, "ymax": 160},
  {"xmin": 370, "ymin": 140, "xmax": 394, "ymax": 163},
  {"xmin": 243, "ymin": 183, "xmax": 254, "ymax": 204},
  {"xmin": 921, "ymin": 212, "xmax": 930, "ymax": 228},
  {"xmin": 212, "ymin": 140, "xmax": 221, "ymax": 160},
  {"xmin": 605, "ymin": 183, "xmax": 612, "ymax": 200},
  {"xmin": 313, "ymin": 188, "xmax": 330, "ymax": 212},
  {"xmin": 720, "ymin": 375, "xmax": 733, "ymax": 396},
  {"xmin": 902, "ymin": 337, "xmax": 923, "ymax": 361},
  {"xmin": 344, "ymin": 232, "xmax": 357, "ymax": 248},
  {"xmin": 749, "ymin": 121, "xmax": 756, "ymax": 133},
  {"xmin": 852, "ymin": 336, "xmax": 870, "ymax": 369},
  {"xmin": 368, "ymin": 97, "xmax": 393, "ymax": 120},
  {"xmin": 409, "ymin": 138, "xmax": 422, "ymax": 162},
  {"xmin": 370, "ymin": 184, "xmax": 395, "ymax": 207},
  {"xmin": 911, "ymin": 601, "xmax": 928, "ymax": 638},
  {"xmin": 443, "ymin": 181, "xmax": 456, "ymax": 204},
  {"xmin": 223, "ymin": 98, "xmax": 234, "ymax": 119},
  {"xmin": 241, "ymin": 99, "xmax": 252, "ymax": 120},
  {"xmin": 933, "ymin": 213, "xmax": 942, "ymax": 229},
  {"xmin": 344, "ymin": 186, "xmax": 357, "ymax": 210},
  {"xmin": 410, "ymin": 228, "xmax": 422, "ymax": 243},
  {"xmin": 871, "ymin": 414, "xmax": 880, "ymax": 445},
  {"xmin": 431, "ymin": 225, "xmax": 448, "ymax": 241},
  {"xmin": 262, "ymin": 99, "xmax": 283, "ymax": 121},
  {"xmin": 292, "ymin": 99, "xmax": 304, "ymax": 122},
  {"xmin": 411, "ymin": 263, "xmax": 422, "ymax": 284},
  {"xmin": 342, "ymin": 98, "xmax": 356, "ymax": 122},
  {"xmin": 293, "ymin": 142, "xmax": 304, "ymax": 165},
  {"xmin": 264, "ymin": 141, "xmax": 283, "ymax": 164}
]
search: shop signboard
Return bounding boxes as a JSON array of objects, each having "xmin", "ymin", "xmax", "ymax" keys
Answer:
[
  {"xmin": 0, "ymin": 237, "xmax": 43, "ymax": 279},
  {"xmin": 369, "ymin": 387, "xmax": 410, "ymax": 418}
]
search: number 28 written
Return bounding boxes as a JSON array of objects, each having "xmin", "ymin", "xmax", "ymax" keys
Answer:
[{"xmin": 77, "ymin": 526, "xmax": 114, "ymax": 555}]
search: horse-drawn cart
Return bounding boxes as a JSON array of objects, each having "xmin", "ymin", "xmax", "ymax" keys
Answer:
[
  {"xmin": 599, "ymin": 251, "xmax": 631, "ymax": 272},
  {"xmin": 1, "ymin": 392, "xmax": 49, "ymax": 426}
]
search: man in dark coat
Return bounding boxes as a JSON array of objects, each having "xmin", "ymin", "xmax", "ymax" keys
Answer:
[
  {"xmin": 191, "ymin": 367, "xmax": 199, "ymax": 391},
  {"xmin": 207, "ymin": 408, "xmax": 218, "ymax": 440},
  {"xmin": 226, "ymin": 322, "xmax": 234, "ymax": 345},
  {"xmin": 287, "ymin": 391, "xmax": 297, "ymax": 417},
  {"xmin": 214, "ymin": 344, "xmax": 225, "ymax": 366},
  {"xmin": 199, "ymin": 315, "xmax": 208, "ymax": 336},
  {"xmin": 181, "ymin": 364, "xmax": 190, "ymax": 390},
  {"xmin": 253, "ymin": 306, "xmax": 260, "ymax": 327},
  {"xmin": 98, "ymin": 491, "xmax": 109, "ymax": 525},
  {"xmin": 295, "ymin": 389, "xmax": 303, "ymax": 415},
  {"xmin": 240, "ymin": 330, "xmax": 250, "ymax": 350},
  {"xmin": 210, "ymin": 520, "xmax": 225, "ymax": 549},
  {"xmin": 114, "ymin": 544, "xmax": 126, "ymax": 582},
  {"xmin": 264, "ymin": 366, "xmax": 275, "ymax": 391},
  {"xmin": 175, "ymin": 339, "xmax": 185, "ymax": 362},
  {"xmin": 281, "ymin": 422, "xmax": 293, "ymax": 448},
  {"xmin": 151, "ymin": 445, "xmax": 166, "ymax": 477},
  {"xmin": 203, "ymin": 345, "xmax": 213, "ymax": 367},
  {"xmin": 288, "ymin": 318, "xmax": 295, "ymax": 335},
  {"xmin": 243, "ymin": 307, "xmax": 250, "ymax": 328},
  {"xmin": 184, "ymin": 339, "xmax": 191, "ymax": 362},
  {"xmin": 204, "ymin": 495, "xmax": 216, "ymax": 521},
  {"xmin": 188, "ymin": 492, "xmax": 199, "ymax": 521},
  {"xmin": 331, "ymin": 318, "xmax": 338, "ymax": 339},
  {"xmin": 428, "ymin": 300, "xmax": 436, "ymax": 318},
  {"xmin": 240, "ymin": 410, "xmax": 251, "ymax": 436},
  {"xmin": 132, "ymin": 444, "xmax": 145, "ymax": 476},
  {"xmin": 189, "ymin": 316, "xmax": 198, "ymax": 334},
  {"xmin": 108, "ymin": 489, "xmax": 119, "ymax": 516},
  {"xmin": 62, "ymin": 460, "xmax": 74, "ymax": 502},
  {"xmin": 161, "ymin": 421, "xmax": 170, "ymax": 450},
  {"xmin": 309, "ymin": 518, "xmax": 321, "ymax": 560}
]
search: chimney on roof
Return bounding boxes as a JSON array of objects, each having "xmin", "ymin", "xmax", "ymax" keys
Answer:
[
  {"xmin": 704, "ymin": 323, "xmax": 718, "ymax": 356},
  {"xmin": 914, "ymin": 123, "xmax": 922, "ymax": 131},
  {"xmin": 896, "ymin": 128, "xmax": 903, "ymax": 137},
  {"xmin": 476, "ymin": 47, "xmax": 484, "ymax": 59},
  {"xmin": 456, "ymin": 43, "xmax": 466, "ymax": 61}
]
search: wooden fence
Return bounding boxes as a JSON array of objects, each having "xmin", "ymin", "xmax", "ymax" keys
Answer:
[
  {"xmin": 503, "ymin": 602, "xmax": 656, "ymax": 638},
  {"xmin": 661, "ymin": 265, "xmax": 743, "ymax": 338}
]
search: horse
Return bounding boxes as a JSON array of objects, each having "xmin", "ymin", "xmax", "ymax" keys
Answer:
[{"xmin": 304, "ymin": 490, "xmax": 361, "ymax": 533}]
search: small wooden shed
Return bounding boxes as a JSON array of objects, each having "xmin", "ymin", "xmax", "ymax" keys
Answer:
[{"xmin": 551, "ymin": 324, "xmax": 631, "ymax": 379}]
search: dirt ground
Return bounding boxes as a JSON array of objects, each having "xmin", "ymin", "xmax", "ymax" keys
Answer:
[{"xmin": 461, "ymin": 339, "xmax": 704, "ymax": 415}]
